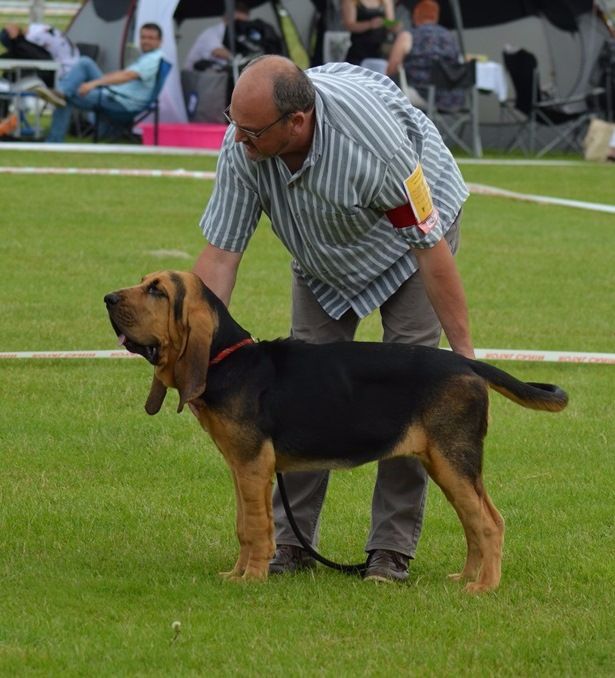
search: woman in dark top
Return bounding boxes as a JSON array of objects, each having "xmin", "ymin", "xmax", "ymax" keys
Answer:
[{"xmin": 341, "ymin": 0, "xmax": 400, "ymax": 65}]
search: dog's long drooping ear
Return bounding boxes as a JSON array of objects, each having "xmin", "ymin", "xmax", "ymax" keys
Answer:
[
  {"xmin": 174, "ymin": 306, "xmax": 213, "ymax": 413},
  {"xmin": 145, "ymin": 375, "xmax": 168, "ymax": 415}
]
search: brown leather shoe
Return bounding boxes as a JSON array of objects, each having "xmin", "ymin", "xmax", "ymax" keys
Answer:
[
  {"xmin": 269, "ymin": 544, "xmax": 317, "ymax": 575},
  {"xmin": 363, "ymin": 549, "xmax": 410, "ymax": 583}
]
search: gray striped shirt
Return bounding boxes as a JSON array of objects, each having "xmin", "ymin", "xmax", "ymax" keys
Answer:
[{"xmin": 200, "ymin": 62, "xmax": 469, "ymax": 319}]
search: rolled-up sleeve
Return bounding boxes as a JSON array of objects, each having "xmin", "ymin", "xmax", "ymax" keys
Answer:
[
  {"xmin": 199, "ymin": 139, "xmax": 262, "ymax": 252},
  {"xmin": 373, "ymin": 138, "xmax": 445, "ymax": 249}
]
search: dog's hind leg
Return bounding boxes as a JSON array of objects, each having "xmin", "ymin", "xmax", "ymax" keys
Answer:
[
  {"xmin": 448, "ymin": 518, "xmax": 482, "ymax": 584},
  {"xmin": 426, "ymin": 447, "xmax": 504, "ymax": 593}
]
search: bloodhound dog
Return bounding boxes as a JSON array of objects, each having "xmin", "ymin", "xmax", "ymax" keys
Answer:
[{"xmin": 104, "ymin": 270, "xmax": 568, "ymax": 593}]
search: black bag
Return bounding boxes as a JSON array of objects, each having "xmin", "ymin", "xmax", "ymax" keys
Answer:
[
  {"xmin": 224, "ymin": 19, "xmax": 284, "ymax": 59},
  {"xmin": 0, "ymin": 33, "xmax": 54, "ymax": 86}
]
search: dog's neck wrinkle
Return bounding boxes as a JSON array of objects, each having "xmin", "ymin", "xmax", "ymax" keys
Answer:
[
  {"xmin": 209, "ymin": 299, "xmax": 251, "ymax": 359},
  {"xmin": 198, "ymin": 279, "xmax": 252, "ymax": 358}
]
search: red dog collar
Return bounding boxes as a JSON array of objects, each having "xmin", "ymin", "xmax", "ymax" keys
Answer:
[{"xmin": 209, "ymin": 338, "xmax": 254, "ymax": 366}]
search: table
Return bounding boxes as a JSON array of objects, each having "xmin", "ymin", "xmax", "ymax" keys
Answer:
[
  {"xmin": 0, "ymin": 59, "xmax": 60, "ymax": 138},
  {"xmin": 475, "ymin": 61, "xmax": 508, "ymax": 102}
]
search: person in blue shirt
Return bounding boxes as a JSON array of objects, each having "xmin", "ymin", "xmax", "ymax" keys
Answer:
[{"xmin": 26, "ymin": 22, "xmax": 163, "ymax": 142}]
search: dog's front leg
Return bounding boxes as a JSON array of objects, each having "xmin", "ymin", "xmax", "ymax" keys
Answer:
[
  {"xmin": 229, "ymin": 446, "xmax": 276, "ymax": 582},
  {"xmin": 219, "ymin": 469, "xmax": 250, "ymax": 580}
]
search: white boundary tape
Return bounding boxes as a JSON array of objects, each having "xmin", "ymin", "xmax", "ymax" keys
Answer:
[
  {"xmin": 466, "ymin": 182, "xmax": 615, "ymax": 215},
  {"xmin": 1, "ymin": 348, "xmax": 613, "ymax": 364},
  {"xmin": 0, "ymin": 166, "xmax": 216, "ymax": 180},
  {"xmin": 2, "ymin": 167, "xmax": 614, "ymax": 215},
  {"xmin": 0, "ymin": 142, "xmax": 219, "ymax": 156}
]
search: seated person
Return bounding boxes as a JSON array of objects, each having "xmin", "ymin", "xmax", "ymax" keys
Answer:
[
  {"xmin": 23, "ymin": 23, "xmax": 164, "ymax": 143},
  {"xmin": 387, "ymin": 0, "xmax": 464, "ymax": 111},
  {"xmin": 184, "ymin": 1, "xmax": 282, "ymax": 71},
  {"xmin": 1, "ymin": 22, "xmax": 79, "ymax": 79},
  {"xmin": 341, "ymin": 0, "xmax": 400, "ymax": 66}
]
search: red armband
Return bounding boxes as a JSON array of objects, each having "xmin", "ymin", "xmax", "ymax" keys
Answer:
[{"xmin": 386, "ymin": 203, "xmax": 417, "ymax": 229}]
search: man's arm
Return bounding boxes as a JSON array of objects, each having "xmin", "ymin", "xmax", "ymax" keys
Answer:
[
  {"xmin": 413, "ymin": 239, "xmax": 475, "ymax": 359},
  {"xmin": 78, "ymin": 69, "xmax": 139, "ymax": 96},
  {"xmin": 192, "ymin": 243, "xmax": 243, "ymax": 307}
]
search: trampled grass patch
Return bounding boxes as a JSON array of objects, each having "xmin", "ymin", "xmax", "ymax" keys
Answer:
[{"xmin": 0, "ymin": 150, "xmax": 613, "ymax": 675}]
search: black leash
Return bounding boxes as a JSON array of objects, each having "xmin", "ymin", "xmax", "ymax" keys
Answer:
[{"xmin": 276, "ymin": 472, "xmax": 367, "ymax": 576}]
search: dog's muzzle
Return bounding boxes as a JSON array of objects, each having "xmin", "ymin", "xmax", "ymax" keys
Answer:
[{"xmin": 104, "ymin": 292, "xmax": 160, "ymax": 365}]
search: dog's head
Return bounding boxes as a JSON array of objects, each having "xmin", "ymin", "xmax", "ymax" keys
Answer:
[{"xmin": 104, "ymin": 271, "xmax": 216, "ymax": 415}]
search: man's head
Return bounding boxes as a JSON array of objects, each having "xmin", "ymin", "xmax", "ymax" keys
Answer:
[
  {"xmin": 412, "ymin": 0, "xmax": 440, "ymax": 26},
  {"xmin": 226, "ymin": 55, "xmax": 316, "ymax": 162},
  {"xmin": 139, "ymin": 23, "xmax": 163, "ymax": 52},
  {"xmin": 235, "ymin": 1, "xmax": 251, "ymax": 19},
  {"xmin": 0, "ymin": 23, "xmax": 23, "ymax": 47}
]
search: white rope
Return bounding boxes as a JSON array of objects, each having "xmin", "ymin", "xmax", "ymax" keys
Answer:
[
  {"xmin": 0, "ymin": 348, "xmax": 613, "ymax": 364},
  {"xmin": 0, "ymin": 166, "xmax": 216, "ymax": 179},
  {"xmin": 466, "ymin": 182, "xmax": 615, "ymax": 215},
  {"xmin": 2, "ymin": 166, "xmax": 614, "ymax": 214}
]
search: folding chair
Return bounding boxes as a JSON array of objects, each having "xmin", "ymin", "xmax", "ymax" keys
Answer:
[
  {"xmin": 92, "ymin": 58, "xmax": 172, "ymax": 144},
  {"xmin": 502, "ymin": 48, "xmax": 602, "ymax": 157},
  {"xmin": 425, "ymin": 58, "xmax": 482, "ymax": 157},
  {"xmin": 322, "ymin": 31, "xmax": 351, "ymax": 64},
  {"xmin": 75, "ymin": 42, "xmax": 100, "ymax": 63}
]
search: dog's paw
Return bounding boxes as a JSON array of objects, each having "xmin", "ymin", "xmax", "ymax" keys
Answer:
[
  {"xmin": 221, "ymin": 573, "xmax": 245, "ymax": 583},
  {"xmin": 219, "ymin": 566, "xmax": 245, "ymax": 580},
  {"xmin": 463, "ymin": 581, "xmax": 498, "ymax": 594},
  {"xmin": 448, "ymin": 570, "xmax": 477, "ymax": 583},
  {"xmin": 241, "ymin": 566, "xmax": 269, "ymax": 582}
]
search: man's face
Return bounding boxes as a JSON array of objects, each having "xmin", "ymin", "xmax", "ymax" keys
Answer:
[
  {"xmin": 139, "ymin": 28, "xmax": 161, "ymax": 53},
  {"xmin": 226, "ymin": 99, "xmax": 294, "ymax": 162}
]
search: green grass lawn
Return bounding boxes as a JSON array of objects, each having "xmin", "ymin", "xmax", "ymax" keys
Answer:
[{"xmin": 0, "ymin": 150, "xmax": 613, "ymax": 675}]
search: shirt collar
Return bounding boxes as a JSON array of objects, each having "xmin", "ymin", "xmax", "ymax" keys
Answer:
[
  {"xmin": 280, "ymin": 90, "xmax": 324, "ymax": 181},
  {"xmin": 306, "ymin": 90, "xmax": 324, "ymax": 167}
]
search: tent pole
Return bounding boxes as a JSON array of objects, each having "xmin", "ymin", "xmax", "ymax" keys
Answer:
[
  {"xmin": 226, "ymin": 0, "xmax": 239, "ymax": 82},
  {"xmin": 448, "ymin": 0, "xmax": 466, "ymax": 58}
]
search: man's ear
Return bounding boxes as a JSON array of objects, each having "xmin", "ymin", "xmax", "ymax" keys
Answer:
[
  {"xmin": 174, "ymin": 309, "xmax": 212, "ymax": 413},
  {"xmin": 145, "ymin": 375, "xmax": 167, "ymax": 415}
]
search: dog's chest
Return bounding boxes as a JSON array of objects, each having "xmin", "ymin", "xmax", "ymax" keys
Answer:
[{"xmin": 188, "ymin": 400, "xmax": 215, "ymax": 433}]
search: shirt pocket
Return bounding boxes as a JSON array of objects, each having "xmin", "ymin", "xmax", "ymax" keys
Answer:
[{"xmin": 308, "ymin": 205, "xmax": 374, "ymax": 245}]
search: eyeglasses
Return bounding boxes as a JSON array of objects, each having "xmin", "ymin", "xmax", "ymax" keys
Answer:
[{"xmin": 223, "ymin": 106, "xmax": 289, "ymax": 140}]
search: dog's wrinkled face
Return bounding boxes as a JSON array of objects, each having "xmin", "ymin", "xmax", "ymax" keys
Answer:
[
  {"xmin": 105, "ymin": 272, "xmax": 178, "ymax": 364},
  {"xmin": 104, "ymin": 271, "xmax": 216, "ymax": 414}
]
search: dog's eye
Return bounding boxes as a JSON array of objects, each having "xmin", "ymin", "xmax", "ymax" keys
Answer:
[{"xmin": 147, "ymin": 282, "xmax": 166, "ymax": 298}]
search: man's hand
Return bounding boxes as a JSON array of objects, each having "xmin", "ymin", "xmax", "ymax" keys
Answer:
[
  {"xmin": 78, "ymin": 81, "xmax": 98, "ymax": 96},
  {"xmin": 77, "ymin": 70, "xmax": 139, "ymax": 97},
  {"xmin": 211, "ymin": 46, "xmax": 233, "ymax": 61},
  {"xmin": 414, "ymin": 239, "xmax": 475, "ymax": 359}
]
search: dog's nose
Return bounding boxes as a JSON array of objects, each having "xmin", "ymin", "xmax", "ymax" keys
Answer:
[{"xmin": 104, "ymin": 293, "xmax": 120, "ymax": 307}]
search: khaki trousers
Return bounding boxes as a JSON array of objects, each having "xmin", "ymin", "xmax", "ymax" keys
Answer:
[{"xmin": 272, "ymin": 214, "xmax": 461, "ymax": 557}]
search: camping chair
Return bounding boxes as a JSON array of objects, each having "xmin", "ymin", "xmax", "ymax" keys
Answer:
[
  {"xmin": 424, "ymin": 58, "xmax": 482, "ymax": 157},
  {"xmin": 322, "ymin": 31, "xmax": 351, "ymax": 64},
  {"xmin": 75, "ymin": 42, "xmax": 100, "ymax": 62},
  {"xmin": 92, "ymin": 57, "xmax": 171, "ymax": 144},
  {"xmin": 501, "ymin": 48, "xmax": 602, "ymax": 157}
]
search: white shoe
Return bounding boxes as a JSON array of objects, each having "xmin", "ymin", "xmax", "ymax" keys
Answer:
[
  {"xmin": 14, "ymin": 75, "xmax": 46, "ymax": 92},
  {"xmin": 32, "ymin": 85, "xmax": 66, "ymax": 108}
]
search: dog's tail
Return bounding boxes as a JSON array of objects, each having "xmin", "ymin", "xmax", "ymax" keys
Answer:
[{"xmin": 468, "ymin": 360, "xmax": 568, "ymax": 412}]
